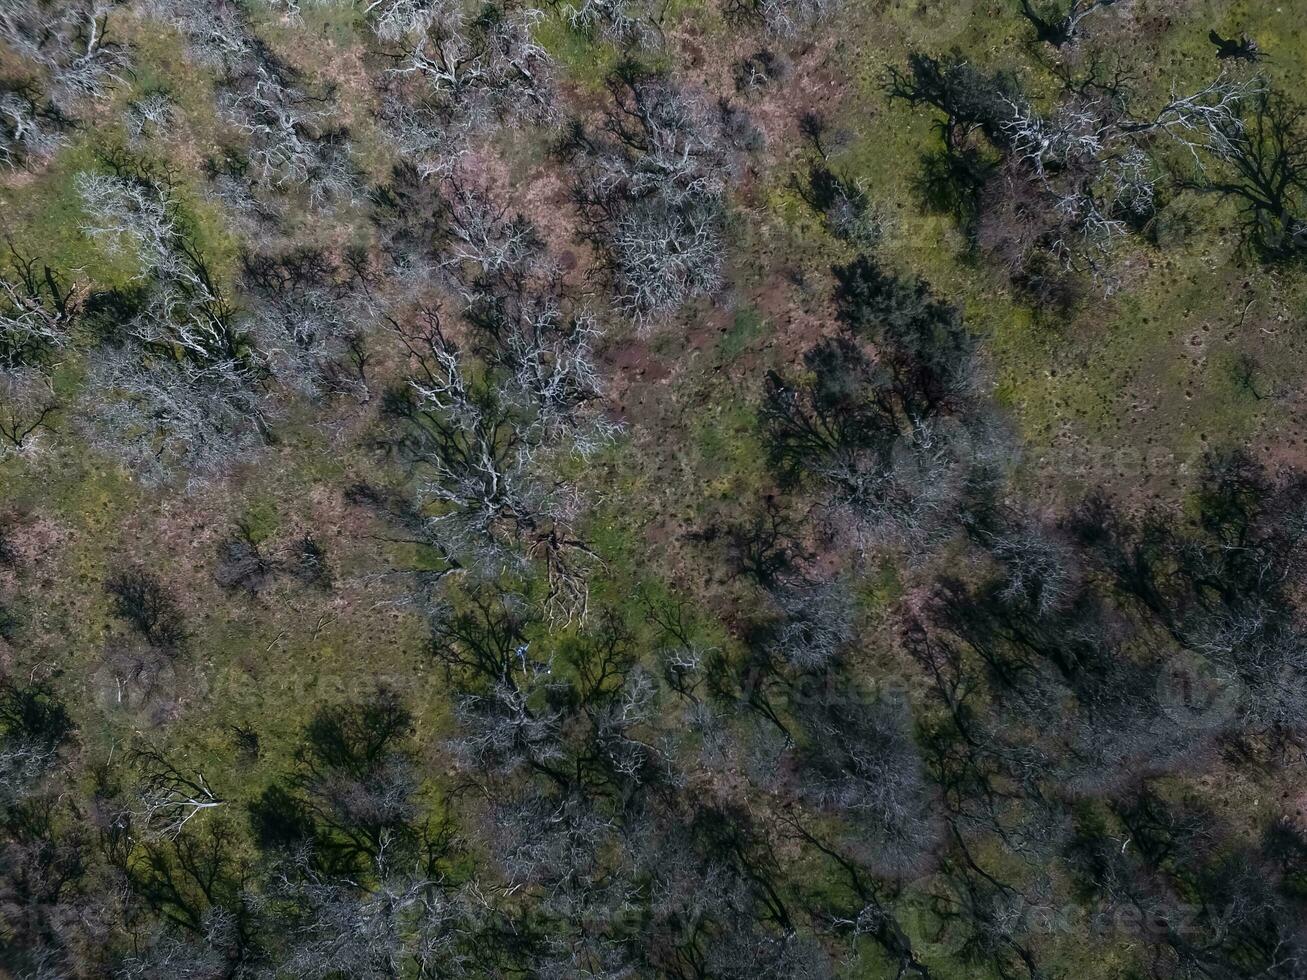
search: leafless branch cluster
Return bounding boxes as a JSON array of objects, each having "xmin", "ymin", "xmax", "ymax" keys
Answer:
[
  {"xmin": 0, "ymin": 728, "xmax": 58, "ymax": 808},
  {"xmin": 389, "ymin": 300, "xmax": 608, "ymax": 622},
  {"xmin": 0, "ymin": 239, "xmax": 78, "ymax": 371},
  {"xmin": 0, "ymin": 240, "xmax": 78, "ymax": 458},
  {"xmin": 791, "ymin": 696, "xmax": 936, "ymax": 876},
  {"xmin": 130, "ymin": 747, "xmax": 226, "ymax": 841},
  {"xmin": 1180, "ymin": 88, "xmax": 1307, "ymax": 261},
  {"xmin": 0, "ymin": 370, "xmax": 57, "ymax": 461},
  {"xmin": 562, "ymin": 0, "xmax": 668, "ymax": 46},
  {"xmin": 0, "ymin": 1, "xmax": 129, "ymax": 167},
  {"xmin": 377, "ymin": 0, "xmax": 554, "ymax": 143},
  {"xmin": 983, "ymin": 517, "xmax": 1078, "ymax": 618},
  {"xmin": 762, "ymin": 258, "xmax": 999, "ymax": 553},
  {"xmin": 365, "ymin": 0, "xmax": 453, "ymax": 42},
  {"xmin": 75, "ymin": 165, "xmax": 270, "ymax": 483},
  {"xmin": 241, "ymin": 246, "xmax": 376, "ymax": 401},
  {"xmin": 569, "ymin": 68, "xmax": 731, "ymax": 325},
  {"xmin": 766, "ymin": 579, "xmax": 856, "ymax": 671},
  {"xmin": 0, "ymin": 0, "xmax": 129, "ymax": 109},
  {"xmin": 0, "ymin": 79, "xmax": 69, "ymax": 169},
  {"xmin": 221, "ymin": 68, "xmax": 351, "ymax": 205},
  {"xmin": 149, "ymin": 0, "xmax": 354, "ymax": 209},
  {"xmin": 123, "ymin": 90, "xmax": 176, "ymax": 144},
  {"xmin": 991, "ymin": 71, "xmax": 1259, "ymax": 283},
  {"xmin": 368, "ymin": 0, "xmax": 555, "ymax": 185},
  {"xmin": 368, "ymin": 173, "xmax": 618, "ymax": 620},
  {"xmin": 375, "ymin": 90, "xmax": 468, "ymax": 180},
  {"xmin": 1017, "ymin": 0, "xmax": 1124, "ymax": 47},
  {"xmin": 264, "ymin": 844, "xmax": 485, "ymax": 979},
  {"xmin": 724, "ymin": 0, "xmax": 838, "ymax": 38}
]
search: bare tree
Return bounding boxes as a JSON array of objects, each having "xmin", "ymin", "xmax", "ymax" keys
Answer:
[
  {"xmin": 761, "ymin": 259, "xmax": 994, "ymax": 550},
  {"xmin": 241, "ymin": 247, "xmax": 376, "ymax": 400},
  {"xmin": 0, "ymin": 242, "xmax": 76, "ymax": 460},
  {"xmin": 1017, "ymin": 0, "xmax": 1122, "ymax": 47},
  {"xmin": 1209, "ymin": 30, "xmax": 1262, "ymax": 63},
  {"xmin": 116, "ymin": 909, "xmax": 252, "ymax": 980},
  {"xmin": 0, "ymin": 79, "xmax": 70, "ymax": 168},
  {"xmin": 767, "ymin": 579, "xmax": 856, "ymax": 671},
  {"xmin": 971, "ymin": 513, "xmax": 1080, "ymax": 618},
  {"xmin": 0, "ymin": 1, "xmax": 129, "ymax": 110},
  {"xmin": 992, "ymin": 71, "xmax": 1256, "ymax": 281},
  {"xmin": 263, "ymin": 843, "xmax": 485, "ymax": 979},
  {"xmin": 219, "ymin": 62, "xmax": 355, "ymax": 206},
  {"xmin": 130, "ymin": 748, "xmax": 226, "ymax": 841},
  {"xmin": 76, "ymin": 165, "xmax": 272, "ymax": 483},
  {"xmin": 0, "ymin": 239, "xmax": 78, "ymax": 370},
  {"xmin": 270, "ymin": 686, "xmax": 430, "ymax": 862},
  {"xmin": 0, "ymin": 695, "xmax": 65, "ymax": 808},
  {"xmin": 0, "ymin": 370, "xmax": 57, "ymax": 461},
  {"xmin": 375, "ymin": 87, "xmax": 470, "ymax": 179},
  {"xmin": 793, "ymin": 162, "xmax": 885, "ymax": 248},
  {"xmin": 563, "ymin": 0, "xmax": 650, "ymax": 44},
  {"xmin": 450, "ymin": 643, "xmax": 565, "ymax": 776},
  {"xmin": 123, "ymin": 90, "xmax": 176, "ymax": 144},
  {"xmin": 383, "ymin": 3, "xmax": 554, "ymax": 130},
  {"xmin": 387, "ymin": 305, "xmax": 607, "ymax": 622},
  {"xmin": 46, "ymin": 2, "xmax": 129, "ymax": 110},
  {"xmin": 1181, "ymin": 88, "xmax": 1307, "ymax": 261},
  {"xmin": 569, "ymin": 67, "xmax": 730, "ymax": 325},
  {"xmin": 149, "ymin": 0, "xmax": 355, "ymax": 209},
  {"xmin": 364, "ymin": 0, "xmax": 453, "ymax": 43},
  {"xmin": 80, "ymin": 347, "xmax": 268, "ymax": 485},
  {"xmin": 370, "ymin": 182, "xmax": 619, "ymax": 621},
  {"xmin": 724, "ymin": 0, "xmax": 837, "ymax": 38},
  {"xmin": 144, "ymin": 0, "xmax": 256, "ymax": 69}
]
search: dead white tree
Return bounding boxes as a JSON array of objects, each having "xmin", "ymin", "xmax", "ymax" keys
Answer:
[
  {"xmin": 0, "ymin": 1, "xmax": 128, "ymax": 111},
  {"xmin": 0, "ymin": 239, "xmax": 78, "ymax": 369},
  {"xmin": 563, "ymin": 0, "xmax": 658, "ymax": 45},
  {"xmin": 0, "ymin": 732, "xmax": 59, "ymax": 807},
  {"xmin": 725, "ymin": 0, "xmax": 838, "ymax": 38},
  {"xmin": 0, "ymin": 82, "xmax": 69, "ymax": 168},
  {"xmin": 144, "ymin": 0, "xmax": 254, "ymax": 68},
  {"xmin": 385, "ymin": 5, "xmax": 554, "ymax": 129},
  {"xmin": 76, "ymin": 168, "xmax": 272, "ymax": 483},
  {"xmin": 376, "ymin": 92, "xmax": 469, "ymax": 179},
  {"xmin": 124, "ymin": 91, "xmax": 176, "ymax": 144},
  {"xmin": 241, "ymin": 248, "xmax": 377, "ymax": 401},
  {"xmin": 995, "ymin": 72, "xmax": 1260, "ymax": 279},
  {"xmin": 791, "ymin": 696, "xmax": 937, "ymax": 876},
  {"xmin": 1018, "ymin": 0, "xmax": 1124, "ymax": 47},
  {"xmin": 0, "ymin": 369, "xmax": 58, "ymax": 461},
  {"xmin": 262, "ymin": 841, "xmax": 487, "ymax": 979},
  {"xmin": 81, "ymin": 348, "xmax": 268, "ymax": 485},
  {"xmin": 147, "ymin": 0, "xmax": 353, "ymax": 208},
  {"xmin": 48, "ymin": 1, "xmax": 129, "ymax": 110},
  {"xmin": 365, "ymin": 0, "xmax": 453, "ymax": 42},
  {"xmin": 131, "ymin": 748, "xmax": 226, "ymax": 841},
  {"xmin": 219, "ymin": 63, "xmax": 352, "ymax": 202},
  {"xmin": 77, "ymin": 170, "xmax": 255, "ymax": 369},
  {"xmin": 572, "ymin": 72, "xmax": 730, "ymax": 325},
  {"xmin": 451, "ymin": 648, "xmax": 565, "ymax": 776},
  {"xmin": 442, "ymin": 180, "xmax": 548, "ymax": 291},
  {"xmin": 391, "ymin": 297, "xmax": 611, "ymax": 623},
  {"xmin": 768, "ymin": 579, "xmax": 856, "ymax": 671}
]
